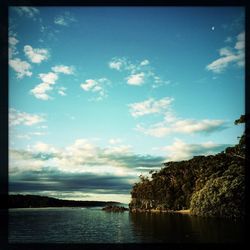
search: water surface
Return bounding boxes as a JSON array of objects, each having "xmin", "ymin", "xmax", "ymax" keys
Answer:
[{"xmin": 9, "ymin": 207, "xmax": 244, "ymax": 243}]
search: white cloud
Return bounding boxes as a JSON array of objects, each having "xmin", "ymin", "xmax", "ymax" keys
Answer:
[
  {"xmin": 128, "ymin": 97, "xmax": 174, "ymax": 117},
  {"xmin": 9, "ymin": 58, "xmax": 32, "ymax": 79},
  {"xmin": 9, "ymin": 37, "xmax": 19, "ymax": 46},
  {"xmin": 109, "ymin": 60, "xmax": 123, "ymax": 71},
  {"xmin": 31, "ymin": 72, "xmax": 58, "ymax": 100},
  {"xmin": 25, "ymin": 139, "xmax": 133, "ymax": 174},
  {"xmin": 140, "ymin": 59, "xmax": 150, "ymax": 66},
  {"xmin": 30, "ymin": 82, "xmax": 52, "ymax": 100},
  {"xmin": 206, "ymin": 54, "xmax": 238, "ymax": 73},
  {"xmin": 52, "ymin": 65, "xmax": 74, "ymax": 75},
  {"xmin": 9, "ymin": 139, "xmax": 165, "ymax": 197},
  {"xmin": 9, "ymin": 43, "xmax": 18, "ymax": 59},
  {"xmin": 80, "ymin": 79, "xmax": 97, "ymax": 91},
  {"xmin": 235, "ymin": 32, "xmax": 245, "ymax": 50},
  {"xmin": 127, "ymin": 72, "xmax": 145, "ymax": 85},
  {"xmin": 136, "ymin": 118, "xmax": 225, "ymax": 137},
  {"xmin": 31, "ymin": 64, "xmax": 74, "ymax": 100},
  {"xmin": 109, "ymin": 58, "xmax": 150, "ymax": 72},
  {"xmin": 161, "ymin": 138, "xmax": 229, "ymax": 161},
  {"xmin": 109, "ymin": 57, "xmax": 168, "ymax": 88},
  {"xmin": 24, "ymin": 45, "xmax": 49, "ymax": 63},
  {"xmin": 80, "ymin": 78, "xmax": 109, "ymax": 101},
  {"xmin": 58, "ymin": 87, "xmax": 67, "ymax": 96},
  {"xmin": 206, "ymin": 31, "xmax": 245, "ymax": 73},
  {"xmin": 9, "ymin": 36, "xmax": 19, "ymax": 59},
  {"xmin": 174, "ymin": 119, "xmax": 225, "ymax": 133},
  {"xmin": 30, "ymin": 142, "xmax": 58, "ymax": 154},
  {"xmin": 9, "ymin": 108, "xmax": 45, "ymax": 126},
  {"xmin": 130, "ymin": 97, "xmax": 226, "ymax": 137},
  {"xmin": 14, "ymin": 7, "xmax": 39, "ymax": 20},
  {"xmin": 9, "ymin": 150, "xmax": 45, "ymax": 173},
  {"xmin": 39, "ymin": 72, "xmax": 58, "ymax": 84}
]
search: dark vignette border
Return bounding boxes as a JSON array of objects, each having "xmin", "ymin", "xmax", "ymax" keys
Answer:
[{"xmin": 0, "ymin": 0, "xmax": 249, "ymax": 250}]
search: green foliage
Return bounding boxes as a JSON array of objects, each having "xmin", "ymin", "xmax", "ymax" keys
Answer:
[
  {"xmin": 129, "ymin": 116, "xmax": 246, "ymax": 218},
  {"xmin": 190, "ymin": 174, "xmax": 244, "ymax": 218}
]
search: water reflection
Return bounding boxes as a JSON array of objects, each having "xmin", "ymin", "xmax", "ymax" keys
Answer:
[{"xmin": 129, "ymin": 212, "xmax": 244, "ymax": 243}]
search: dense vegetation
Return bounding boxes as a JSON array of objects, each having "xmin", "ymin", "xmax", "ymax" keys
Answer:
[
  {"xmin": 129, "ymin": 116, "xmax": 246, "ymax": 218},
  {"xmin": 9, "ymin": 194, "xmax": 119, "ymax": 208}
]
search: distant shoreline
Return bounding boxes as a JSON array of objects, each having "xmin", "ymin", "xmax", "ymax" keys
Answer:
[{"xmin": 8, "ymin": 194, "xmax": 120, "ymax": 208}]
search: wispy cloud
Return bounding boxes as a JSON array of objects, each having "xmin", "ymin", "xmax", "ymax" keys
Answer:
[
  {"xmin": 126, "ymin": 72, "xmax": 145, "ymax": 86},
  {"xmin": 54, "ymin": 12, "xmax": 76, "ymax": 27},
  {"xmin": 108, "ymin": 57, "xmax": 169, "ymax": 88},
  {"xmin": 9, "ymin": 58, "xmax": 32, "ymax": 79},
  {"xmin": 31, "ymin": 65, "xmax": 74, "ymax": 100},
  {"xmin": 161, "ymin": 138, "xmax": 231, "ymax": 161},
  {"xmin": 206, "ymin": 31, "xmax": 245, "ymax": 73},
  {"xmin": 108, "ymin": 57, "xmax": 132, "ymax": 72},
  {"xmin": 12, "ymin": 131, "xmax": 47, "ymax": 140},
  {"xmin": 9, "ymin": 36, "xmax": 18, "ymax": 46},
  {"xmin": 9, "ymin": 36, "xmax": 19, "ymax": 59},
  {"xmin": 225, "ymin": 36, "xmax": 232, "ymax": 43},
  {"xmin": 128, "ymin": 97, "xmax": 174, "ymax": 117},
  {"xmin": 109, "ymin": 59, "xmax": 124, "ymax": 71},
  {"xmin": 80, "ymin": 78, "xmax": 110, "ymax": 101},
  {"xmin": 24, "ymin": 45, "xmax": 49, "ymax": 63},
  {"xmin": 9, "ymin": 108, "xmax": 45, "ymax": 126},
  {"xmin": 14, "ymin": 7, "xmax": 40, "ymax": 20},
  {"xmin": 52, "ymin": 65, "xmax": 74, "ymax": 75},
  {"xmin": 136, "ymin": 118, "xmax": 226, "ymax": 137},
  {"xmin": 58, "ymin": 87, "xmax": 67, "ymax": 96},
  {"xmin": 129, "ymin": 97, "xmax": 226, "ymax": 137},
  {"xmin": 140, "ymin": 59, "xmax": 150, "ymax": 66}
]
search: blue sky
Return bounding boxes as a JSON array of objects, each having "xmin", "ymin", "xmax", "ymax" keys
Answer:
[{"xmin": 9, "ymin": 7, "xmax": 245, "ymax": 203}]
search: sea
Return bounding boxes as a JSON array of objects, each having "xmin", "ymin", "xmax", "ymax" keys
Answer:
[{"xmin": 8, "ymin": 207, "xmax": 244, "ymax": 243}]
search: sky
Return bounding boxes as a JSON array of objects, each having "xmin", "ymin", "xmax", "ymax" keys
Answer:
[{"xmin": 9, "ymin": 7, "xmax": 245, "ymax": 203}]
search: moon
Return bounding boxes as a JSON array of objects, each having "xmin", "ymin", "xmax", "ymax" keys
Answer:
[{"xmin": 211, "ymin": 26, "xmax": 215, "ymax": 31}]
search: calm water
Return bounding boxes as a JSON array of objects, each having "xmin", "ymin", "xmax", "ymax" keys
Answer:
[{"xmin": 9, "ymin": 207, "xmax": 244, "ymax": 243}]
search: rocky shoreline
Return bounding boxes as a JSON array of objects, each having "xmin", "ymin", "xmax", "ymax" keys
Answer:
[
  {"xmin": 102, "ymin": 205, "xmax": 129, "ymax": 212},
  {"xmin": 129, "ymin": 208, "xmax": 191, "ymax": 214}
]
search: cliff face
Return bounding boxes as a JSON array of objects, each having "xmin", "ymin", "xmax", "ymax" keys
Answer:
[{"xmin": 129, "ymin": 116, "xmax": 246, "ymax": 218}]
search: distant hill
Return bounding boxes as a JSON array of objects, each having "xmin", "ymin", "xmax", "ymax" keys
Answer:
[{"xmin": 9, "ymin": 194, "xmax": 120, "ymax": 208}]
